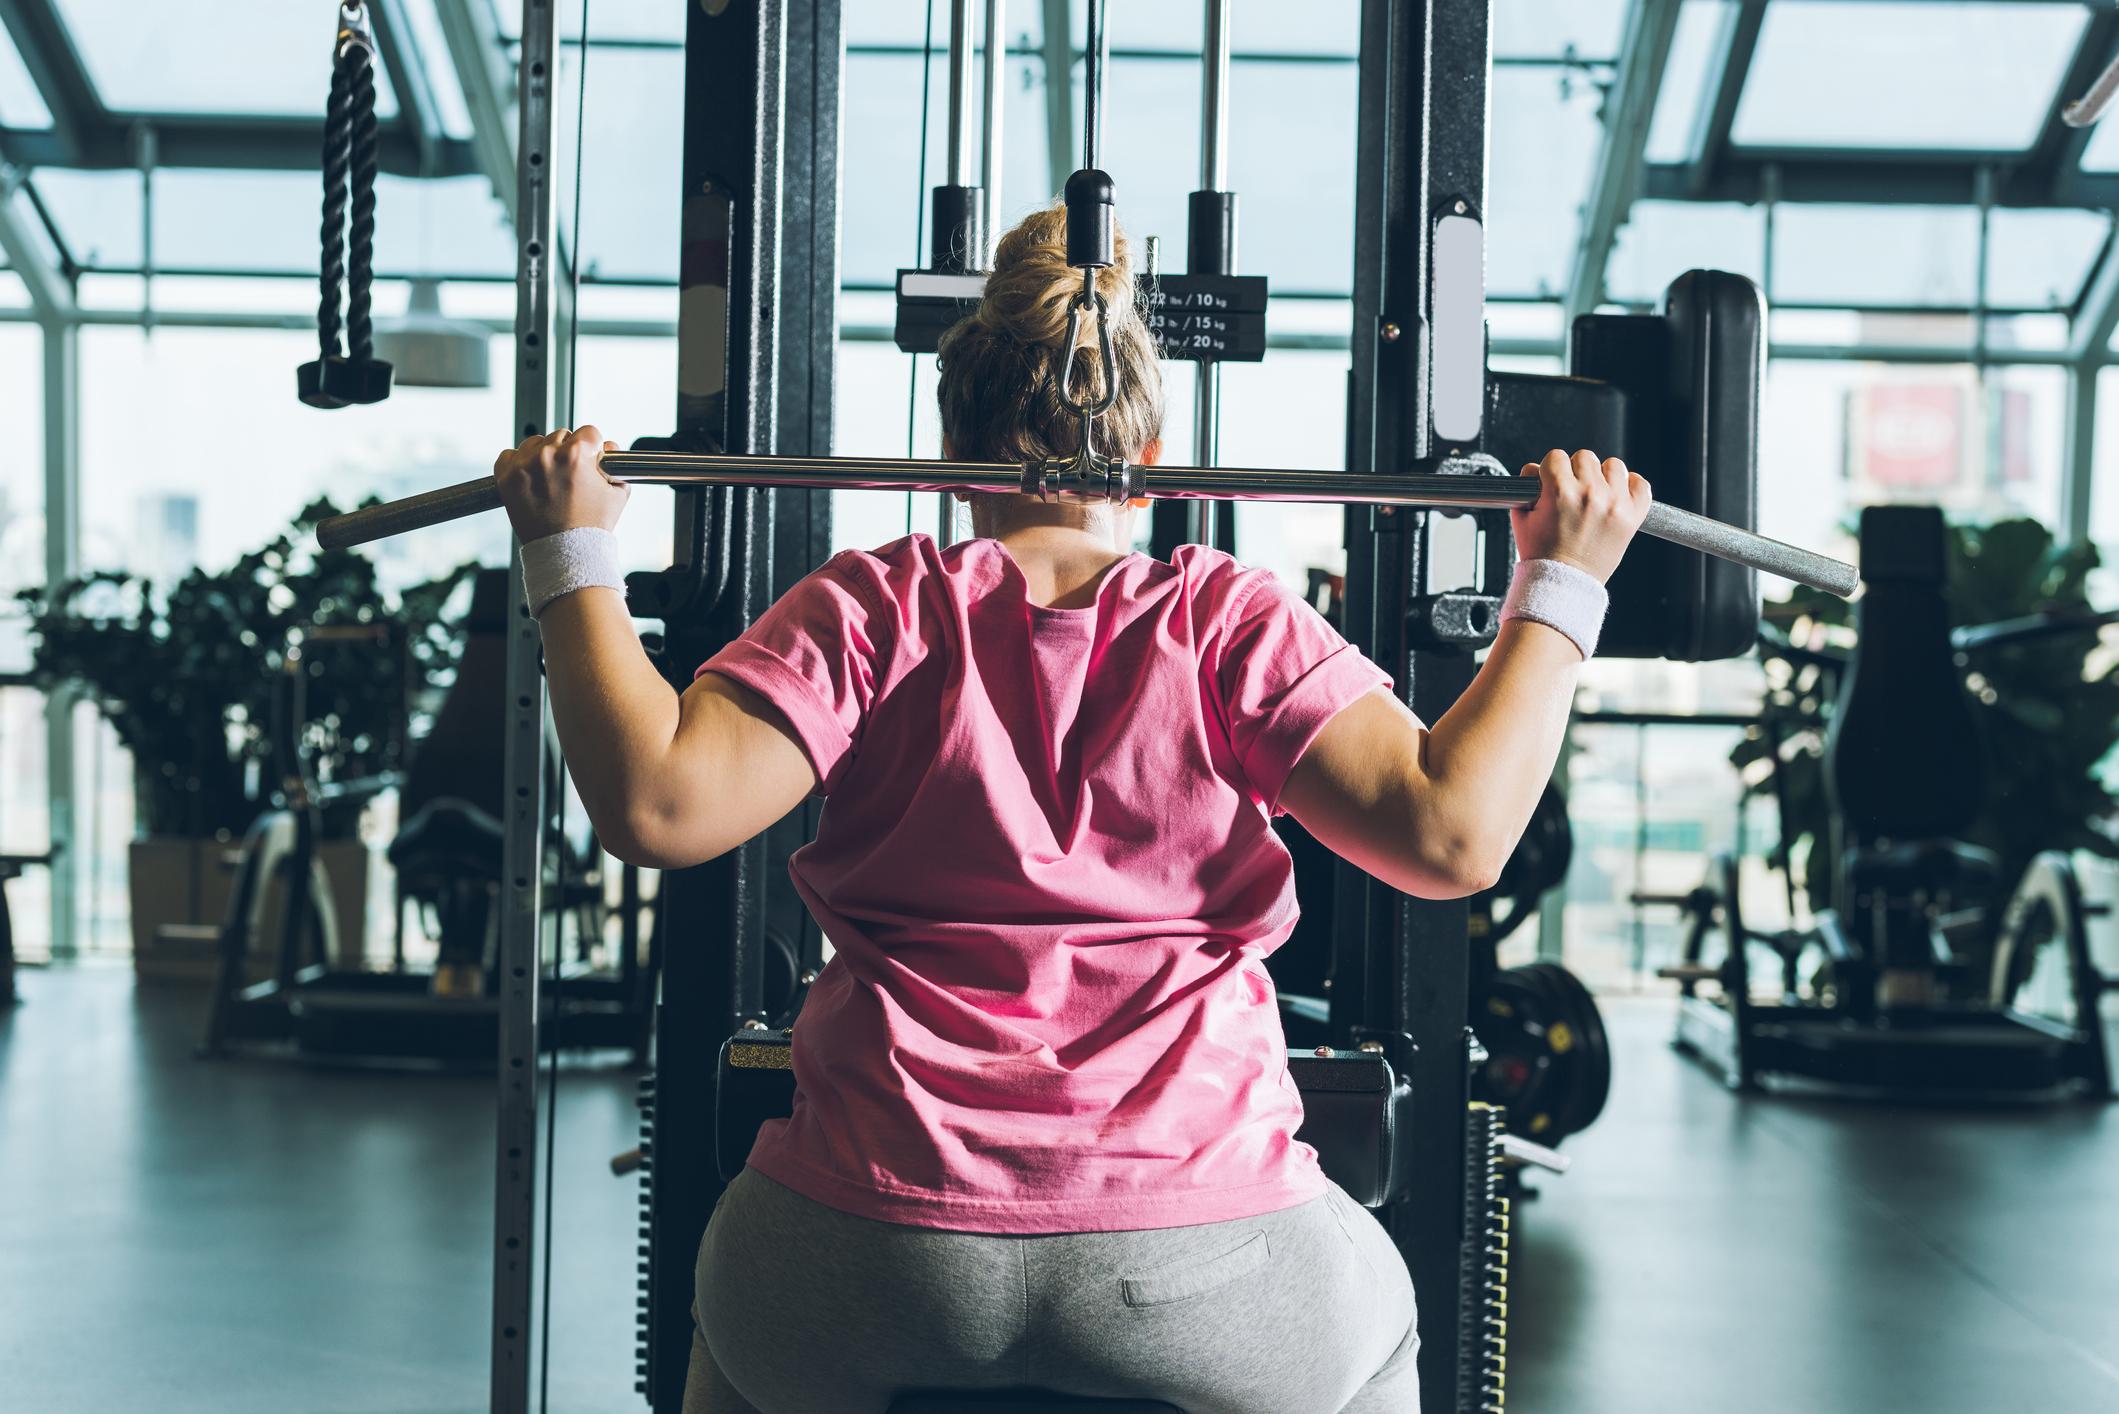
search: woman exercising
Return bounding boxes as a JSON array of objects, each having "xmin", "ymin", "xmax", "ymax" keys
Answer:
[{"xmin": 494, "ymin": 206, "xmax": 1648, "ymax": 1414}]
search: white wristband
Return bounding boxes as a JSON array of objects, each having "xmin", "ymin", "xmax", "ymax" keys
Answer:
[
  {"xmin": 1501, "ymin": 558, "xmax": 1608, "ymax": 661},
  {"xmin": 519, "ymin": 526, "xmax": 626, "ymax": 618}
]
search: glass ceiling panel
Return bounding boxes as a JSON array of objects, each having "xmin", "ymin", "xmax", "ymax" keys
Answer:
[
  {"xmin": 1731, "ymin": 2, "xmax": 2086, "ymax": 151},
  {"xmin": 0, "ymin": 20, "xmax": 51, "ymax": 129},
  {"xmin": 2076, "ymin": 110, "xmax": 2119, "ymax": 172},
  {"xmin": 1493, "ymin": 0, "xmax": 1626, "ymax": 61},
  {"xmin": 1644, "ymin": 0, "xmax": 1733, "ymax": 164},
  {"xmin": 1984, "ymin": 208, "xmax": 2108, "ymax": 311},
  {"xmin": 57, "ymin": 0, "xmax": 399, "ymax": 117},
  {"xmin": 1772, "ymin": 204, "xmax": 1980, "ymax": 306},
  {"xmin": 1488, "ymin": 65, "xmax": 1603, "ymax": 299},
  {"xmin": 1605, "ymin": 201, "xmax": 1764, "ymax": 305}
]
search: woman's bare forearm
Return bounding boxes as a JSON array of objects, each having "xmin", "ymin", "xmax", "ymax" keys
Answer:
[
  {"xmin": 1412, "ymin": 617, "xmax": 1582, "ymax": 885},
  {"xmin": 535, "ymin": 586, "xmax": 687, "ymax": 851}
]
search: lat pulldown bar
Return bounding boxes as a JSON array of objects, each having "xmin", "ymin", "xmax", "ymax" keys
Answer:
[{"xmin": 313, "ymin": 451, "xmax": 1860, "ymax": 597}]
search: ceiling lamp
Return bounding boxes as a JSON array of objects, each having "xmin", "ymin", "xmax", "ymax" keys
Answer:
[{"xmin": 373, "ymin": 278, "xmax": 491, "ymax": 389}]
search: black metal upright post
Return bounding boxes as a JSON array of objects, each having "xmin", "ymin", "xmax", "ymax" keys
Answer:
[
  {"xmin": 1340, "ymin": 1, "xmax": 1497, "ymax": 1410},
  {"xmin": 635, "ymin": 2, "xmax": 838, "ymax": 1410}
]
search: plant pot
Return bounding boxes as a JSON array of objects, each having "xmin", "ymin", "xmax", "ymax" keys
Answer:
[{"xmin": 130, "ymin": 835, "xmax": 371, "ymax": 983}]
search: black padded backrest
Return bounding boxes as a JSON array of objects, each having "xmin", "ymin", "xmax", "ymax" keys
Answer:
[
  {"xmin": 1826, "ymin": 505, "xmax": 1984, "ymax": 841},
  {"xmin": 400, "ymin": 568, "xmax": 510, "ymax": 822}
]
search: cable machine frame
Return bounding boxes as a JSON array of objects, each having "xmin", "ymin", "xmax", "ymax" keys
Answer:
[{"xmin": 476, "ymin": 3, "xmax": 1787, "ymax": 1412}]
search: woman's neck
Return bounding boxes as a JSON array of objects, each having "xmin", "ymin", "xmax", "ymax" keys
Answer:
[{"xmin": 966, "ymin": 497, "xmax": 1138, "ymax": 610}]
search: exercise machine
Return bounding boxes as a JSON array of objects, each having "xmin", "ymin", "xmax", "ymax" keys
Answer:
[
  {"xmin": 1663, "ymin": 506, "xmax": 2116, "ymax": 1098},
  {"xmin": 198, "ymin": 569, "xmax": 651, "ymax": 1064},
  {"xmin": 318, "ymin": 1, "xmax": 1859, "ymax": 1409}
]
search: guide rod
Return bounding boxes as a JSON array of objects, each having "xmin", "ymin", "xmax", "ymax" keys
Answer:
[{"xmin": 315, "ymin": 453, "xmax": 1860, "ymax": 596}]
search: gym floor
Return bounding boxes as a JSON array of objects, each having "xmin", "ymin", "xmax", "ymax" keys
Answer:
[{"xmin": 4, "ymin": 971, "xmax": 2115, "ymax": 1414}]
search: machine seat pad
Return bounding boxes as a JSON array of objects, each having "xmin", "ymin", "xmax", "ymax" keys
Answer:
[
  {"xmin": 388, "ymin": 796, "xmax": 506, "ymax": 882},
  {"xmin": 1846, "ymin": 838, "xmax": 2000, "ymax": 899},
  {"xmin": 888, "ymin": 1398, "xmax": 1181, "ymax": 1414}
]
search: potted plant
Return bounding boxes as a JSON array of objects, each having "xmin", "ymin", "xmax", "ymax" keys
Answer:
[{"xmin": 17, "ymin": 499, "xmax": 478, "ymax": 979}]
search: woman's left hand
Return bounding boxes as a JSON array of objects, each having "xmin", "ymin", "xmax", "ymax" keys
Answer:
[{"xmin": 494, "ymin": 424, "xmax": 630, "ymax": 543}]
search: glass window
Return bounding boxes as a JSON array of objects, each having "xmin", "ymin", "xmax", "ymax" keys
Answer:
[
  {"xmin": 1731, "ymin": 2, "xmax": 2087, "ymax": 152},
  {"xmin": 57, "ymin": 0, "xmax": 400, "ymax": 117},
  {"xmin": 1493, "ymin": 0, "xmax": 1626, "ymax": 61},
  {"xmin": 498, "ymin": 0, "xmax": 686, "ymax": 43},
  {"xmin": 1643, "ymin": 0, "xmax": 1734, "ymax": 165},
  {"xmin": 0, "ymin": 20, "xmax": 52, "ymax": 129},
  {"xmin": 554, "ymin": 46, "xmax": 683, "ymax": 282},
  {"xmin": 1228, "ymin": 2, "xmax": 1360, "ymax": 58},
  {"xmin": 1771, "ymin": 204, "xmax": 1980, "ymax": 308},
  {"xmin": 1488, "ymin": 66, "xmax": 1602, "ymax": 299},
  {"xmin": 1983, "ymin": 208, "xmax": 2109, "ymax": 311},
  {"xmin": 1605, "ymin": 200, "xmax": 1764, "ymax": 305},
  {"xmin": 1760, "ymin": 358, "xmax": 2063, "ymax": 596},
  {"xmin": 1225, "ymin": 60, "xmax": 1357, "ymax": 292}
]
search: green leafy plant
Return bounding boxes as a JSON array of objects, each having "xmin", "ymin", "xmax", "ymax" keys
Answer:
[
  {"xmin": 17, "ymin": 499, "xmax": 479, "ymax": 840},
  {"xmin": 1735, "ymin": 518, "xmax": 2119, "ymax": 939}
]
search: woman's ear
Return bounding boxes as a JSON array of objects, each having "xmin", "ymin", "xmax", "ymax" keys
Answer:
[
  {"xmin": 1137, "ymin": 438, "xmax": 1164, "ymax": 467},
  {"xmin": 942, "ymin": 437, "xmax": 954, "ymax": 460}
]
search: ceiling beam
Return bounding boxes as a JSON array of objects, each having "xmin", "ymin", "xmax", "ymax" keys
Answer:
[
  {"xmin": 1563, "ymin": 0, "xmax": 1683, "ymax": 324},
  {"xmin": 1685, "ymin": 0, "xmax": 1766, "ymax": 199},
  {"xmin": 0, "ymin": 0, "xmax": 100, "ymax": 163},
  {"xmin": 0, "ymin": 121, "xmax": 478, "ymax": 176},
  {"xmin": 431, "ymin": 0, "xmax": 517, "ymax": 221},
  {"xmin": 370, "ymin": 0, "xmax": 447, "ymax": 178},
  {"xmin": 1644, "ymin": 156, "xmax": 2119, "ymax": 207},
  {"xmin": 0, "ymin": 162, "xmax": 73, "ymax": 316}
]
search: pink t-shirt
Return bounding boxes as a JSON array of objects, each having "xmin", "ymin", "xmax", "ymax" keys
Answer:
[{"xmin": 700, "ymin": 535, "xmax": 1390, "ymax": 1234}]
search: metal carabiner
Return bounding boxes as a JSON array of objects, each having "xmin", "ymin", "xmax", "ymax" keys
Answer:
[{"xmin": 1056, "ymin": 279, "xmax": 1120, "ymax": 423}]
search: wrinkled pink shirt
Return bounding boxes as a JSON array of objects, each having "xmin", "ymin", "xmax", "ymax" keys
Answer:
[{"xmin": 700, "ymin": 536, "xmax": 1390, "ymax": 1233}]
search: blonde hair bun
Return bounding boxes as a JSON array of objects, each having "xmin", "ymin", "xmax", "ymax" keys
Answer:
[{"xmin": 936, "ymin": 204, "xmax": 1165, "ymax": 466}]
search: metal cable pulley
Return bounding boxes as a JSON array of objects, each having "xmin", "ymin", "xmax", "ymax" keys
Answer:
[{"xmin": 298, "ymin": 3, "xmax": 393, "ymax": 409}]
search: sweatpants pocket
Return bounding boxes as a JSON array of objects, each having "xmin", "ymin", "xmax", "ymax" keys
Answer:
[{"xmin": 1118, "ymin": 1230, "xmax": 1270, "ymax": 1307}]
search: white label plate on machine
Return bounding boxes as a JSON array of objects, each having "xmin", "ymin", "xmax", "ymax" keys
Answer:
[
  {"xmin": 900, "ymin": 272, "xmax": 990, "ymax": 300},
  {"xmin": 1430, "ymin": 214, "xmax": 1485, "ymax": 446}
]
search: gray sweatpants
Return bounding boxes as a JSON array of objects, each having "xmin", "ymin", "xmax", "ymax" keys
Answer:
[{"xmin": 685, "ymin": 1166, "xmax": 1419, "ymax": 1414}]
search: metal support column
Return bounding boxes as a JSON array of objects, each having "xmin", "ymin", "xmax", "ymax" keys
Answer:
[
  {"xmin": 490, "ymin": 2, "xmax": 557, "ymax": 1410},
  {"xmin": 0, "ymin": 166, "xmax": 82, "ymax": 960},
  {"xmin": 1151, "ymin": 0, "xmax": 1237, "ymax": 560},
  {"xmin": 1342, "ymin": 0, "xmax": 1497, "ymax": 1408},
  {"xmin": 979, "ymin": 0, "xmax": 1006, "ymax": 264},
  {"xmin": 2065, "ymin": 359, "xmax": 2099, "ymax": 545},
  {"xmin": 1040, "ymin": 0, "xmax": 1073, "ymax": 195},
  {"xmin": 638, "ymin": 3, "xmax": 830, "ymax": 1409},
  {"xmin": 42, "ymin": 319, "xmax": 77, "ymax": 960}
]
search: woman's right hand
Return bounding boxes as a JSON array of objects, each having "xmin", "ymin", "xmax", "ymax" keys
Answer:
[
  {"xmin": 494, "ymin": 424, "xmax": 630, "ymax": 544},
  {"xmin": 1508, "ymin": 448, "xmax": 1652, "ymax": 584}
]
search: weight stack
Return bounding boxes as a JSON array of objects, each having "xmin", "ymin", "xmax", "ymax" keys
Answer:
[
  {"xmin": 1460, "ymin": 1102, "xmax": 1510, "ymax": 1412},
  {"xmin": 634, "ymin": 1074, "xmax": 657, "ymax": 1402}
]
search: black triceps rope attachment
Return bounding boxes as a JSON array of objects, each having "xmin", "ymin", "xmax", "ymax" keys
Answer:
[{"xmin": 299, "ymin": 3, "xmax": 392, "ymax": 409}]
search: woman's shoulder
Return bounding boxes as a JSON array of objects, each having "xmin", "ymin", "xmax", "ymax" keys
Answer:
[{"xmin": 1164, "ymin": 544, "xmax": 1295, "ymax": 622}]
